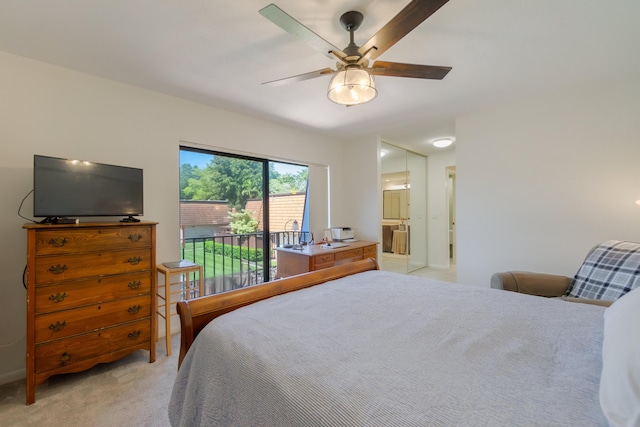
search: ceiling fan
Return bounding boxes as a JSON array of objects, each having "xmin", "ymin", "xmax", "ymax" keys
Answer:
[{"xmin": 259, "ymin": 0, "xmax": 452, "ymax": 106}]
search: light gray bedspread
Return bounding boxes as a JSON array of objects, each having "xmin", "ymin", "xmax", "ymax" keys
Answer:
[{"xmin": 169, "ymin": 270, "xmax": 607, "ymax": 426}]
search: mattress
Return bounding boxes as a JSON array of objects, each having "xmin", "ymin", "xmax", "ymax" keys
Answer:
[{"xmin": 169, "ymin": 270, "xmax": 607, "ymax": 426}]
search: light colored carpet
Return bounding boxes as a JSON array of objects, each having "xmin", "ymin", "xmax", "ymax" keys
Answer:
[{"xmin": 0, "ymin": 335, "xmax": 178, "ymax": 427}]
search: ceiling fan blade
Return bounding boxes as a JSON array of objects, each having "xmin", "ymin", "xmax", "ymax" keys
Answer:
[
  {"xmin": 370, "ymin": 61, "xmax": 451, "ymax": 79},
  {"xmin": 359, "ymin": 0, "xmax": 449, "ymax": 61},
  {"xmin": 262, "ymin": 68, "xmax": 335, "ymax": 86},
  {"xmin": 260, "ymin": 4, "xmax": 347, "ymax": 60}
]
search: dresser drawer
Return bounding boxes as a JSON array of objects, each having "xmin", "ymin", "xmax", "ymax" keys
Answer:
[
  {"xmin": 312, "ymin": 253, "xmax": 335, "ymax": 270},
  {"xmin": 35, "ymin": 271, "xmax": 150, "ymax": 314},
  {"xmin": 35, "ymin": 248, "xmax": 151, "ymax": 284},
  {"xmin": 35, "ymin": 226, "xmax": 152, "ymax": 255},
  {"xmin": 35, "ymin": 319, "xmax": 151, "ymax": 374},
  {"xmin": 362, "ymin": 245, "xmax": 377, "ymax": 259},
  {"xmin": 35, "ymin": 295, "xmax": 151, "ymax": 343},
  {"xmin": 335, "ymin": 247, "xmax": 363, "ymax": 262}
]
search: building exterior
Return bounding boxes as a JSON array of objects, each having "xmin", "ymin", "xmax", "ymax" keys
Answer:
[
  {"xmin": 245, "ymin": 193, "xmax": 306, "ymax": 233},
  {"xmin": 180, "ymin": 200, "xmax": 230, "ymax": 239},
  {"xmin": 180, "ymin": 193, "xmax": 305, "ymax": 240}
]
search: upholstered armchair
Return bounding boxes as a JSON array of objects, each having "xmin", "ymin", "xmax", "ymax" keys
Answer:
[
  {"xmin": 491, "ymin": 271, "xmax": 612, "ymax": 306},
  {"xmin": 491, "ymin": 240, "xmax": 640, "ymax": 307}
]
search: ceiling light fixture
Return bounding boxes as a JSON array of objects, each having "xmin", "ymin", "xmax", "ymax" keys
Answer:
[
  {"xmin": 327, "ymin": 66, "xmax": 377, "ymax": 106},
  {"xmin": 432, "ymin": 138, "xmax": 454, "ymax": 148}
]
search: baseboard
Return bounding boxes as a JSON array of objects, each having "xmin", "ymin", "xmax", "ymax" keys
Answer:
[{"xmin": 0, "ymin": 368, "xmax": 25, "ymax": 386}]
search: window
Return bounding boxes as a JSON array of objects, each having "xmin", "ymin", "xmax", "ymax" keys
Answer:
[{"xmin": 179, "ymin": 146, "xmax": 308, "ymax": 293}]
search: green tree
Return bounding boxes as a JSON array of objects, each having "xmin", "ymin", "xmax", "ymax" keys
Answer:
[
  {"xmin": 269, "ymin": 169, "xmax": 308, "ymax": 194},
  {"xmin": 229, "ymin": 209, "xmax": 259, "ymax": 247},
  {"xmin": 181, "ymin": 155, "xmax": 308, "ymax": 206},
  {"xmin": 179, "ymin": 163, "xmax": 198, "ymax": 200},
  {"xmin": 180, "ymin": 156, "xmax": 264, "ymax": 208},
  {"xmin": 206, "ymin": 157, "xmax": 263, "ymax": 208},
  {"xmin": 228, "ymin": 210, "xmax": 259, "ymax": 234}
]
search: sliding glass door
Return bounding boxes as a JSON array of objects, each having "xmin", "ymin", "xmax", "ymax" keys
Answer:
[{"xmin": 179, "ymin": 147, "xmax": 308, "ymax": 294}]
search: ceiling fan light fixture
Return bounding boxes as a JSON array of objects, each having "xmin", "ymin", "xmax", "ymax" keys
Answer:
[{"xmin": 327, "ymin": 68, "xmax": 377, "ymax": 106}]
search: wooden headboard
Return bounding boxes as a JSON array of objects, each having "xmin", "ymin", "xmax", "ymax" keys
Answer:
[{"xmin": 176, "ymin": 258, "xmax": 379, "ymax": 367}]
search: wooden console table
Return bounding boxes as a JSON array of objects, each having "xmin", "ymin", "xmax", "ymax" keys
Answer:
[{"xmin": 274, "ymin": 240, "xmax": 378, "ymax": 279}]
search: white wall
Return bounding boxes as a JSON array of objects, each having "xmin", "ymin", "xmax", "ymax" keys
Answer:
[
  {"xmin": 341, "ymin": 136, "xmax": 380, "ymax": 242},
  {"xmin": 0, "ymin": 51, "xmax": 348, "ymax": 384},
  {"xmin": 427, "ymin": 150, "xmax": 456, "ymax": 268},
  {"xmin": 456, "ymin": 73, "xmax": 640, "ymax": 286}
]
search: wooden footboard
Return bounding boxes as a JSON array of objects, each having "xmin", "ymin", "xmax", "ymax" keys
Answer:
[{"xmin": 176, "ymin": 258, "xmax": 379, "ymax": 368}]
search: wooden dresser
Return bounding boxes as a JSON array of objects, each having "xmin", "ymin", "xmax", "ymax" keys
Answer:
[
  {"xmin": 274, "ymin": 240, "xmax": 378, "ymax": 279},
  {"xmin": 23, "ymin": 221, "xmax": 157, "ymax": 405}
]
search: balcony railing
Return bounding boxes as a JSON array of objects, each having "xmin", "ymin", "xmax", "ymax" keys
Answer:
[{"xmin": 180, "ymin": 231, "xmax": 310, "ymax": 295}]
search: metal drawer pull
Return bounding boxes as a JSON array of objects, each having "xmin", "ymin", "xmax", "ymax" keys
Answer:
[
  {"xmin": 128, "ymin": 330, "xmax": 141, "ymax": 340},
  {"xmin": 49, "ymin": 321, "xmax": 67, "ymax": 332},
  {"xmin": 127, "ymin": 281, "xmax": 142, "ymax": 290},
  {"xmin": 128, "ymin": 256, "xmax": 142, "ymax": 265},
  {"xmin": 128, "ymin": 305, "xmax": 142, "ymax": 314},
  {"xmin": 49, "ymin": 292, "xmax": 68, "ymax": 303},
  {"xmin": 48, "ymin": 237, "xmax": 68, "ymax": 247},
  {"xmin": 60, "ymin": 352, "xmax": 71, "ymax": 366},
  {"xmin": 128, "ymin": 233, "xmax": 143, "ymax": 242},
  {"xmin": 49, "ymin": 264, "xmax": 67, "ymax": 274}
]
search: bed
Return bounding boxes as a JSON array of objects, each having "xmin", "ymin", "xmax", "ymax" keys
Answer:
[{"xmin": 169, "ymin": 258, "xmax": 638, "ymax": 426}]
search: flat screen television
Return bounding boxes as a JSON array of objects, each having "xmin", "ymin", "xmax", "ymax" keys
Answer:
[{"xmin": 33, "ymin": 155, "xmax": 143, "ymax": 222}]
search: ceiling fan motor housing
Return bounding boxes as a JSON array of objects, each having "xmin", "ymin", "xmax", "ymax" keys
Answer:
[{"xmin": 340, "ymin": 11, "xmax": 363, "ymax": 32}]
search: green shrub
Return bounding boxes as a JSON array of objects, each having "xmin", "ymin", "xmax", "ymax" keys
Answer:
[{"xmin": 204, "ymin": 240, "xmax": 263, "ymax": 262}]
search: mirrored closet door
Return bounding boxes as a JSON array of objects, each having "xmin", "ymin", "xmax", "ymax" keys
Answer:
[
  {"xmin": 406, "ymin": 150, "xmax": 427, "ymax": 272},
  {"xmin": 380, "ymin": 142, "xmax": 428, "ymax": 274}
]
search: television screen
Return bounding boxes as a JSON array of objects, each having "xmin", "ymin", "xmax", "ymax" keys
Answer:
[{"xmin": 33, "ymin": 155, "xmax": 143, "ymax": 219}]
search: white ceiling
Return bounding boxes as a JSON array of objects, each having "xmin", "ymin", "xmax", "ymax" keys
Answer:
[{"xmin": 1, "ymin": 0, "xmax": 639, "ymax": 155}]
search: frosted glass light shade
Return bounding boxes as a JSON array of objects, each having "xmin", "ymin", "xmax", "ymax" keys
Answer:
[
  {"xmin": 432, "ymin": 138, "xmax": 453, "ymax": 148},
  {"xmin": 327, "ymin": 68, "xmax": 377, "ymax": 106}
]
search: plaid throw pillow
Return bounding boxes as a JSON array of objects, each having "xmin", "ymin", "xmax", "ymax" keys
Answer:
[{"xmin": 566, "ymin": 240, "xmax": 640, "ymax": 301}]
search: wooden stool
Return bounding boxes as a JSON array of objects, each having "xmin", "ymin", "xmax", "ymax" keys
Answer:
[{"xmin": 156, "ymin": 261, "xmax": 204, "ymax": 356}]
